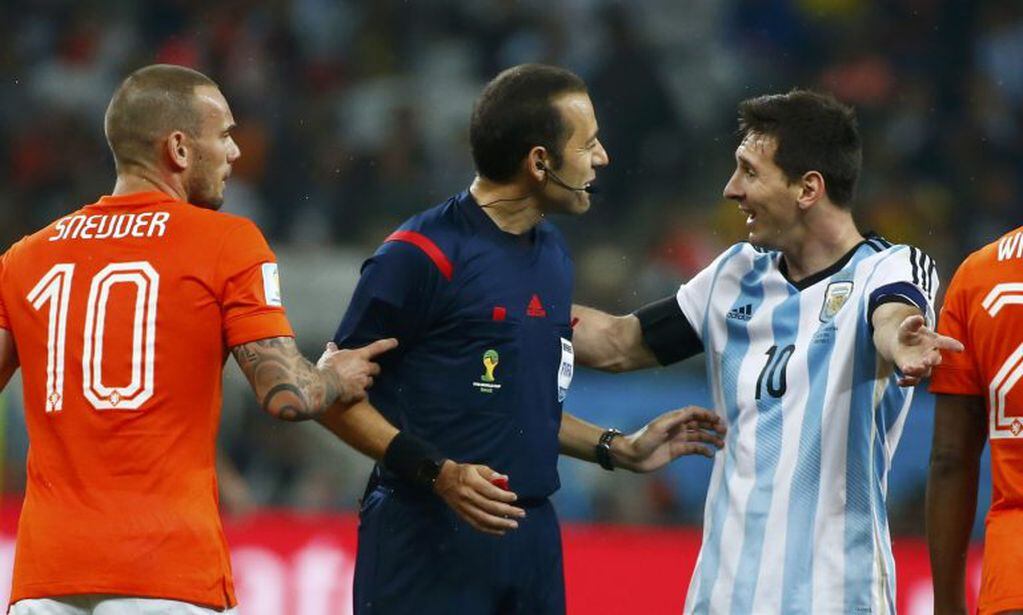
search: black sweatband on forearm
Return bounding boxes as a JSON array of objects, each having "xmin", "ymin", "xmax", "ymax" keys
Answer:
[
  {"xmin": 382, "ymin": 431, "xmax": 446, "ymax": 489},
  {"xmin": 634, "ymin": 296, "xmax": 703, "ymax": 366}
]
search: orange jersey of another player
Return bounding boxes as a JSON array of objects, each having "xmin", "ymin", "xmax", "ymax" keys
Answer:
[
  {"xmin": 931, "ymin": 224, "xmax": 1023, "ymax": 614},
  {"xmin": 0, "ymin": 191, "xmax": 293, "ymax": 609}
]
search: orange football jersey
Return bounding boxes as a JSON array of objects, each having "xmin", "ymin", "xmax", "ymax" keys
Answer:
[
  {"xmin": 0, "ymin": 191, "xmax": 293, "ymax": 609},
  {"xmin": 931, "ymin": 224, "xmax": 1023, "ymax": 614}
]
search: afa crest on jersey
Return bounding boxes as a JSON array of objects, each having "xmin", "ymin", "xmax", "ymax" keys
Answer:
[{"xmin": 820, "ymin": 281, "xmax": 853, "ymax": 322}]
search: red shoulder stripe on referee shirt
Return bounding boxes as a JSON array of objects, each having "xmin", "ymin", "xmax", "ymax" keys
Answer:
[{"xmin": 384, "ymin": 231, "xmax": 453, "ymax": 281}]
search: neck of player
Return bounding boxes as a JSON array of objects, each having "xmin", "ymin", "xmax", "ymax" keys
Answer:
[
  {"xmin": 470, "ymin": 176, "xmax": 544, "ymax": 235},
  {"xmin": 111, "ymin": 169, "xmax": 188, "ymax": 202},
  {"xmin": 781, "ymin": 206, "xmax": 864, "ymax": 282}
]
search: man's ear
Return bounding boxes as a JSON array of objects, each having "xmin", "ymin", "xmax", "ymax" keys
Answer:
[
  {"xmin": 527, "ymin": 146, "xmax": 549, "ymax": 182},
  {"xmin": 796, "ymin": 170, "xmax": 826, "ymax": 210},
  {"xmin": 165, "ymin": 131, "xmax": 189, "ymax": 171}
]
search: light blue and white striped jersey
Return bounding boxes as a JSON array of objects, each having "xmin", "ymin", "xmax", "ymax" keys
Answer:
[{"xmin": 680, "ymin": 237, "xmax": 938, "ymax": 615}]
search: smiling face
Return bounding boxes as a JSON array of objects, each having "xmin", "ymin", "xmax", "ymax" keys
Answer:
[
  {"xmin": 540, "ymin": 92, "xmax": 609, "ymax": 215},
  {"xmin": 722, "ymin": 132, "xmax": 804, "ymax": 251},
  {"xmin": 183, "ymin": 85, "xmax": 240, "ymax": 210}
]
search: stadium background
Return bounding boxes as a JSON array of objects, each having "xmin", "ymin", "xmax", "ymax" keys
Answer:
[{"xmin": 0, "ymin": 0, "xmax": 1017, "ymax": 612}]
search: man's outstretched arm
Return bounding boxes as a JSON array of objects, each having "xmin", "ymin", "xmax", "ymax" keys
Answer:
[
  {"xmin": 573, "ymin": 297, "xmax": 704, "ymax": 373},
  {"xmin": 232, "ymin": 337, "xmax": 396, "ymax": 421},
  {"xmin": 559, "ymin": 407, "xmax": 725, "ymax": 472},
  {"xmin": 871, "ymin": 303, "xmax": 964, "ymax": 386},
  {"xmin": 571, "ymin": 305, "xmax": 659, "ymax": 372}
]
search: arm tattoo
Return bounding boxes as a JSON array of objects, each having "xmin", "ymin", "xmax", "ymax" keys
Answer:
[{"xmin": 232, "ymin": 337, "xmax": 340, "ymax": 421}]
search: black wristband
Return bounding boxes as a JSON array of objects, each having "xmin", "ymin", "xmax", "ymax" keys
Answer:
[
  {"xmin": 383, "ymin": 431, "xmax": 446, "ymax": 489},
  {"xmin": 595, "ymin": 428, "xmax": 623, "ymax": 471}
]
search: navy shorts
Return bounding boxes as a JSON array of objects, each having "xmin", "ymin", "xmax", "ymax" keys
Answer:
[{"xmin": 353, "ymin": 484, "xmax": 565, "ymax": 615}]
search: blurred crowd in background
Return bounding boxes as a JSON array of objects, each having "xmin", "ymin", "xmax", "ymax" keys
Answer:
[{"xmin": 1, "ymin": 0, "xmax": 1020, "ymax": 534}]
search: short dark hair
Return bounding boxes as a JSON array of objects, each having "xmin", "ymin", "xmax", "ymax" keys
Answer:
[
  {"xmin": 470, "ymin": 64, "xmax": 588, "ymax": 182},
  {"xmin": 104, "ymin": 64, "xmax": 218, "ymax": 172},
  {"xmin": 737, "ymin": 89, "xmax": 862, "ymax": 206}
]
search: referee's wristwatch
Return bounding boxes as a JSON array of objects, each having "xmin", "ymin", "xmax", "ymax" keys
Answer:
[
  {"xmin": 415, "ymin": 456, "xmax": 446, "ymax": 488},
  {"xmin": 595, "ymin": 428, "xmax": 624, "ymax": 471}
]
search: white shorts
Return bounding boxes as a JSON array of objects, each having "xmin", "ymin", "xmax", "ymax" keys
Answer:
[{"xmin": 9, "ymin": 596, "xmax": 237, "ymax": 615}]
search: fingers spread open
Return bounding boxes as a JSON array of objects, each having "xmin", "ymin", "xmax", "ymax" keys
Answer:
[
  {"xmin": 680, "ymin": 406, "xmax": 718, "ymax": 423},
  {"xmin": 676, "ymin": 429, "xmax": 725, "ymax": 449},
  {"xmin": 898, "ymin": 375, "xmax": 921, "ymax": 387},
  {"xmin": 900, "ymin": 314, "xmax": 926, "ymax": 333},
  {"xmin": 900, "ymin": 362, "xmax": 926, "ymax": 376},
  {"xmin": 672, "ymin": 441, "xmax": 715, "ymax": 459}
]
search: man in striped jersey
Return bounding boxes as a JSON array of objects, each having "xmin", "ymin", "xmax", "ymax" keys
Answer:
[{"xmin": 572, "ymin": 89, "xmax": 962, "ymax": 613}]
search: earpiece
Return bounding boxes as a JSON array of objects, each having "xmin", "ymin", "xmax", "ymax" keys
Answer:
[{"xmin": 535, "ymin": 160, "xmax": 599, "ymax": 194}]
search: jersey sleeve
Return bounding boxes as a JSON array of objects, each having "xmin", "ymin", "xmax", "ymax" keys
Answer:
[
  {"xmin": 333, "ymin": 240, "xmax": 443, "ymax": 350},
  {"xmin": 930, "ymin": 259, "xmax": 982, "ymax": 396},
  {"xmin": 864, "ymin": 245, "xmax": 939, "ymax": 326},
  {"xmin": 675, "ymin": 243, "xmax": 746, "ymax": 340},
  {"xmin": 216, "ymin": 219, "xmax": 294, "ymax": 348}
]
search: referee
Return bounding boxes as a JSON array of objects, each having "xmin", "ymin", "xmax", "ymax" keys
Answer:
[{"xmin": 319, "ymin": 64, "xmax": 725, "ymax": 615}]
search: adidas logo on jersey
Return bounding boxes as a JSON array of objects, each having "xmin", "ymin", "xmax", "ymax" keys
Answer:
[
  {"xmin": 727, "ymin": 304, "xmax": 753, "ymax": 321},
  {"xmin": 527, "ymin": 294, "xmax": 547, "ymax": 318}
]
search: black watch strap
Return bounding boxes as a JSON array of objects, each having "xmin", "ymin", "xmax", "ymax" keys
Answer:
[
  {"xmin": 384, "ymin": 431, "xmax": 446, "ymax": 489},
  {"xmin": 595, "ymin": 428, "xmax": 623, "ymax": 471},
  {"xmin": 414, "ymin": 456, "xmax": 445, "ymax": 487}
]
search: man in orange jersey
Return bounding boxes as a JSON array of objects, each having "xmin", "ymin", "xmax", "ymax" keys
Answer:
[
  {"xmin": 0, "ymin": 64, "xmax": 396, "ymax": 614},
  {"xmin": 928, "ymin": 226, "xmax": 1023, "ymax": 615}
]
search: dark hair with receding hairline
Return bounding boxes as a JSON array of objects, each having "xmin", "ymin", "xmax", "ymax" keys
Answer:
[
  {"xmin": 104, "ymin": 64, "xmax": 218, "ymax": 172},
  {"xmin": 470, "ymin": 64, "xmax": 588, "ymax": 182},
  {"xmin": 738, "ymin": 89, "xmax": 862, "ymax": 206}
]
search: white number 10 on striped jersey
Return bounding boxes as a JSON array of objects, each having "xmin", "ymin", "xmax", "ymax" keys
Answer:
[{"xmin": 27, "ymin": 262, "xmax": 160, "ymax": 412}]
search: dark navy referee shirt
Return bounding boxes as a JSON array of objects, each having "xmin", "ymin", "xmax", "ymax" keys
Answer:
[{"xmin": 334, "ymin": 190, "xmax": 575, "ymax": 499}]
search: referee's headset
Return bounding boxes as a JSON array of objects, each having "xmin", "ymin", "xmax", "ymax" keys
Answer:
[{"xmin": 535, "ymin": 160, "xmax": 600, "ymax": 194}]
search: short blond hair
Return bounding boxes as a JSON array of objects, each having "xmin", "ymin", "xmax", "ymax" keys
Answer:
[{"xmin": 104, "ymin": 64, "xmax": 218, "ymax": 171}]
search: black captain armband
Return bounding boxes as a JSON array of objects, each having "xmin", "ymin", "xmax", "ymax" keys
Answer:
[
  {"xmin": 383, "ymin": 431, "xmax": 447, "ymax": 490},
  {"xmin": 634, "ymin": 296, "xmax": 703, "ymax": 366}
]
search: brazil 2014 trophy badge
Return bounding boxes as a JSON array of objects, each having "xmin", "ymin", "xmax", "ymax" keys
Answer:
[
  {"xmin": 819, "ymin": 281, "xmax": 853, "ymax": 323},
  {"xmin": 473, "ymin": 349, "xmax": 502, "ymax": 393}
]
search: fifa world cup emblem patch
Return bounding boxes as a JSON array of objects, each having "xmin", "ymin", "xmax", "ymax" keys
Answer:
[
  {"xmin": 481, "ymin": 349, "xmax": 500, "ymax": 382},
  {"xmin": 820, "ymin": 281, "xmax": 854, "ymax": 323},
  {"xmin": 473, "ymin": 349, "xmax": 502, "ymax": 393}
]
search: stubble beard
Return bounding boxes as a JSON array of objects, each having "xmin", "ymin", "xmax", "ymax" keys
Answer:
[{"xmin": 187, "ymin": 167, "xmax": 225, "ymax": 211}]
